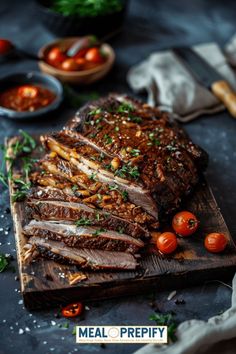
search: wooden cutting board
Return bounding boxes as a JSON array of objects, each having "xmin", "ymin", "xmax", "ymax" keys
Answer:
[{"xmin": 7, "ymin": 136, "xmax": 236, "ymax": 310}]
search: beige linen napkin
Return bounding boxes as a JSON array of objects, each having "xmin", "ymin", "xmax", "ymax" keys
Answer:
[
  {"xmin": 127, "ymin": 43, "xmax": 236, "ymax": 122},
  {"xmin": 133, "ymin": 274, "xmax": 236, "ymax": 354}
]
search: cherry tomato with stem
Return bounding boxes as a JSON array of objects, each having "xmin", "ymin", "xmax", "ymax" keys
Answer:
[
  {"xmin": 85, "ymin": 47, "xmax": 105, "ymax": 64},
  {"xmin": 172, "ymin": 211, "xmax": 199, "ymax": 237},
  {"xmin": 204, "ymin": 233, "xmax": 228, "ymax": 253},
  {"xmin": 61, "ymin": 302, "xmax": 83, "ymax": 318},
  {"xmin": 156, "ymin": 232, "xmax": 178, "ymax": 255}
]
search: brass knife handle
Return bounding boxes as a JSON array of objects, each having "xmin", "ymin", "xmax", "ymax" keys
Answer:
[{"xmin": 211, "ymin": 80, "xmax": 236, "ymax": 118}]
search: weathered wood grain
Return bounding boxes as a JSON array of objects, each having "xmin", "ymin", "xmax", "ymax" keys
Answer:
[{"xmin": 7, "ymin": 137, "xmax": 236, "ymax": 310}]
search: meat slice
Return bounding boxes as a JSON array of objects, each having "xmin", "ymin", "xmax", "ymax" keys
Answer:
[
  {"xmin": 41, "ymin": 132, "xmax": 160, "ymax": 219},
  {"xmin": 26, "ymin": 237, "xmax": 139, "ymax": 270},
  {"xmin": 23, "ymin": 220, "xmax": 144, "ymax": 254},
  {"xmin": 34, "ymin": 154, "xmax": 156, "ymax": 225},
  {"xmin": 26, "ymin": 199, "xmax": 149, "ymax": 239}
]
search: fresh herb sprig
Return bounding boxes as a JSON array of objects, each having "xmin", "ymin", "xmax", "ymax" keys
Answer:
[
  {"xmin": 0, "ymin": 130, "xmax": 37, "ymax": 202},
  {"xmin": 149, "ymin": 313, "xmax": 177, "ymax": 343}
]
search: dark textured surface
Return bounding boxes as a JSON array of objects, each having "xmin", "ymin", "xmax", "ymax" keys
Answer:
[{"xmin": 0, "ymin": 0, "xmax": 236, "ymax": 353}]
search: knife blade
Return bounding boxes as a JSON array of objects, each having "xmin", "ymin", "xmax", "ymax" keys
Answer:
[{"xmin": 173, "ymin": 47, "xmax": 236, "ymax": 118}]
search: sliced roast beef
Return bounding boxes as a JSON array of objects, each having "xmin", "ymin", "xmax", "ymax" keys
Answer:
[
  {"xmin": 23, "ymin": 220, "xmax": 144, "ymax": 253},
  {"xmin": 41, "ymin": 110, "xmax": 207, "ymax": 218},
  {"xmin": 26, "ymin": 199, "xmax": 149, "ymax": 239},
  {"xmin": 26, "ymin": 237, "xmax": 139, "ymax": 270}
]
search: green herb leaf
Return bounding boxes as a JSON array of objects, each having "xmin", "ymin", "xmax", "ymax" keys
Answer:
[
  {"xmin": 121, "ymin": 191, "xmax": 128, "ymax": 201},
  {"xmin": 103, "ymin": 134, "xmax": 113, "ymax": 145},
  {"xmin": 149, "ymin": 313, "xmax": 177, "ymax": 343},
  {"xmin": 117, "ymin": 102, "xmax": 134, "ymax": 113},
  {"xmin": 130, "ymin": 149, "xmax": 140, "ymax": 157},
  {"xmin": 89, "ymin": 108, "xmax": 102, "ymax": 116},
  {"xmin": 0, "ymin": 254, "xmax": 9, "ymax": 272},
  {"xmin": 92, "ymin": 228, "xmax": 106, "ymax": 236},
  {"xmin": 75, "ymin": 218, "xmax": 92, "ymax": 226}
]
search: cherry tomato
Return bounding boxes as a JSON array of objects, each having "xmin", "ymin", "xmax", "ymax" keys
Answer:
[
  {"xmin": 61, "ymin": 302, "xmax": 83, "ymax": 318},
  {"xmin": 156, "ymin": 232, "xmax": 178, "ymax": 255},
  {"xmin": 47, "ymin": 47, "xmax": 66, "ymax": 66},
  {"xmin": 73, "ymin": 47, "xmax": 89, "ymax": 59},
  {"xmin": 85, "ymin": 47, "xmax": 105, "ymax": 64},
  {"xmin": 204, "ymin": 233, "xmax": 228, "ymax": 253},
  {"xmin": 172, "ymin": 211, "xmax": 199, "ymax": 237},
  {"xmin": 0, "ymin": 39, "xmax": 12, "ymax": 55},
  {"xmin": 18, "ymin": 85, "xmax": 38, "ymax": 98},
  {"xmin": 61, "ymin": 58, "xmax": 80, "ymax": 71},
  {"xmin": 75, "ymin": 57, "xmax": 86, "ymax": 68}
]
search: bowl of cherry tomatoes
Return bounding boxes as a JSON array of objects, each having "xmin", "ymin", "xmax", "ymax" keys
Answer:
[{"xmin": 38, "ymin": 36, "xmax": 115, "ymax": 84}]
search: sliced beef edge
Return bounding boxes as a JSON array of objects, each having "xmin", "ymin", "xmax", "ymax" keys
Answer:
[
  {"xmin": 26, "ymin": 237, "xmax": 139, "ymax": 270},
  {"xmin": 23, "ymin": 220, "xmax": 144, "ymax": 254}
]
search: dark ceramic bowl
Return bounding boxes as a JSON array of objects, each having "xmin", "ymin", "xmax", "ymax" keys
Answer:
[
  {"xmin": 35, "ymin": 0, "xmax": 129, "ymax": 38},
  {"xmin": 0, "ymin": 72, "xmax": 63, "ymax": 120}
]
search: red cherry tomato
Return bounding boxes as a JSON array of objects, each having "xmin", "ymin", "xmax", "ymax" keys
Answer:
[
  {"xmin": 61, "ymin": 302, "xmax": 83, "ymax": 318},
  {"xmin": 61, "ymin": 58, "xmax": 80, "ymax": 71},
  {"xmin": 75, "ymin": 57, "xmax": 86, "ymax": 68},
  {"xmin": 47, "ymin": 47, "xmax": 66, "ymax": 66},
  {"xmin": 172, "ymin": 211, "xmax": 199, "ymax": 237},
  {"xmin": 0, "ymin": 39, "xmax": 12, "ymax": 55},
  {"xmin": 18, "ymin": 85, "xmax": 38, "ymax": 98},
  {"xmin": 73, "ymin": 47, "xmax": 89, "ymax": 59},
  {"xmin": 204, "ymin": 233, "xmax": 228, "ymax": 253},
  {"xmin": 85, "ymin": 47, "xmax": 105, "ymax": 64},
  {"xmin": 156, "ymin": 232, "xmax": 178, "ymax": 255}
]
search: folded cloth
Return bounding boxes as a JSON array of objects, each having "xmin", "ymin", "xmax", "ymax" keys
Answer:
[
  {"xmin": 133, "ymin": 274, "xmax": 236, "ymax": 354},
  {"xmin": 127, "ymin": 43, "xmax": 236, "ymax": 122}
]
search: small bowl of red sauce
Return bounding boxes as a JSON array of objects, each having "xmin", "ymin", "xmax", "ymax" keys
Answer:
[{"xmin": 0, "ymin": 72, "xmax": 63, "ymax": 119}]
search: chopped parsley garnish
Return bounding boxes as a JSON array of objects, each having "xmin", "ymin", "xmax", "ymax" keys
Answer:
[
  {"xmin": 117, "ymin": 227, "xmax": 125, "ymax": 234},
  {"xmin": 89, "ymin": 172, "xmax": 97, "ymax": 181},
  {"xmin": 92, "ymin": 228, "xmax": 106, "ymax": 236},
  {"xmin": 97, "ymin": 193, "xmax": 102, "ymax": 201},
  {"xmin": 89, "ymin": 108, "xmax": 102, "ymax": 116},
  {"xmin": 130, "ymin": 149, "xmax": 140, "ymax": 157},
  {"xmin": 75, "ymin": 218, "xmax": 92, "ymax": 226},
  {"xmin": 108, "ymin": 184, "xmax": 119, "ymax": 191},
  {"xmin": 72, "ymin": 185, "xmax": 79, "ymax": 192},
  {"xmin": 121, "ymin": 191, "xmax": 128, "ymax": 201},
  {"xmin": 117, "ymin": 102, "xmax": 134, "ymax": 113},
  {"xmin": 114, "ymin": 163, "xmax": 140, "ymax": 180},
  {"xmin": 104, "ymin": 163, "xmax": 112, "ymax": 170},
  {"xmin": 98, "ymin": 152, "xmax": 105, "ymax": 162},
  {"xmin": 127, "ymin": 116, "xmax": 142, "ymax": 123},
  {"xmin": 103, "ymin": 134, "xmax": 113, "ymax": 145},
  {"xmin": 166, "ymin": 144, "xmax": 177, "ymax": 151},
  {"xmin": 95, "ymin": 212, "xmax": 101, "ymax": 221},
  {"xmin": 114, "ymin": 126, "xmax": 120, "ymax": 132},
  {"xmin": 147, "ymin": 132, "xmax": 161, "ymax": 146}
]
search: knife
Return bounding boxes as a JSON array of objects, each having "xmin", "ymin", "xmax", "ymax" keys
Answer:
[{"xmin": 173, "ymin": 47, "xmax": 236, "ymax": 118}]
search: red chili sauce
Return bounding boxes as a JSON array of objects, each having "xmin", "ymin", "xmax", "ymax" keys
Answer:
[{"xmin": 0, "ymin": 85, "xmax": 56, "ymax": 112}]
